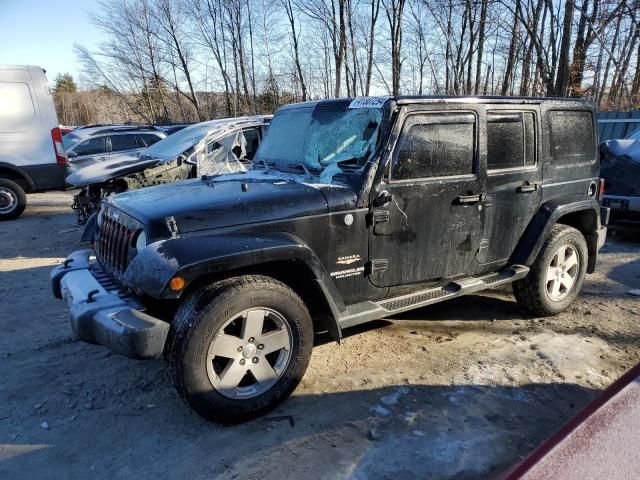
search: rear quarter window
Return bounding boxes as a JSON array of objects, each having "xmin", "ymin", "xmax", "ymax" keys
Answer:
[
  {"xmin": 0, "ymin": 82, "xmax": 35, "ymax": 128},
  {"xmin": 549, "ymin": 110, "xmax": 595, "ymax": 165},
  {"xmin": 141, "ymin": 134, "xmax": 162, "ymax": 147}
]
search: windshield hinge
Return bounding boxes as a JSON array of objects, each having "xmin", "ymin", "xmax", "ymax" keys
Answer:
[
  {"xmin": 368, "ymin": 259, "xmax": 388, "ymax": 275},
  {"xmin": 371, "ymin": 210, "xmax": 390, "ymax": 225}
]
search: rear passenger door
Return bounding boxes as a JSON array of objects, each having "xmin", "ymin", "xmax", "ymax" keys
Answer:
[
  {"xmin": 481, "ymin": 107, "xmax": 541, "ymax": 266},
  {"xmin": 368, "ymin": 108, "xmax": 486, "ymax": 287}
]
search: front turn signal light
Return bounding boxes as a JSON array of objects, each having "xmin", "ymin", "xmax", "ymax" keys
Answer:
[{"xmin": 169, "ymin": 276, "xmax": 186, "ymax": 291}]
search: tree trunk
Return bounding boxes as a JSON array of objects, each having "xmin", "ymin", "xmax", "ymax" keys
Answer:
[
  {"xmin": 502, "ymin": 1, "xmax": 520, "ymax": 96},
  {"xmin": 384, "ymin": 0, "xmax": 406, "ymax": 96},
  {"xmin": 554, "ymin": 0, "xmax": 574, "ymax": 96},
  {"xmin": 283, "ymin": 0, "xmax": 308, "ymax": 101},
  {"xmin": 365, "ymin": 0, "xmax": 380, "ymax": 95},
  {"xmin": 474, "ymin": 0, "xmax": 488, "ymax": 95}
]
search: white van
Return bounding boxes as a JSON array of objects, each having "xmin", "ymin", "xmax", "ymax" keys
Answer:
[{"xmin": 0, "ymin": 65, "xmax": 68, "ymax": 220}]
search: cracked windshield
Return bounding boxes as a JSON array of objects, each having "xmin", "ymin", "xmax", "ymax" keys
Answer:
[{"xmin": 253, "ymin": 103, "xmax": 383, "ymax": 182}]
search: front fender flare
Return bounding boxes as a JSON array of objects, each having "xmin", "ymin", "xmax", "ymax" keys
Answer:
[{"xmin": 123, "ymin": 231, "xmax": 346, "ymax": 314}]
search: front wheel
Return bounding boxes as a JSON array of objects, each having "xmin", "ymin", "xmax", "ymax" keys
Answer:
[
  {"xmin": 165, "ymin": 275, "xmax": 314, "ymax": 423},
  {"xmin": 0, "ymin": 178, "xmax": 27, "ymax": 220},
  {"xmin": 513, "ymin": 224, "xmax": 588, "ymax": 316}
]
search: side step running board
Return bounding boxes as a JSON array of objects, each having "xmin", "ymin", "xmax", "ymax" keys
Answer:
[{"xmin": 338, "ymin": 265, "xmax": 529, "ymax": 330}]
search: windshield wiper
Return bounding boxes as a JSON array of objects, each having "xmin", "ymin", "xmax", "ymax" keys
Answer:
[
  {"xmin": 336, "ymin": 156, "xmax": 363, "ymax": 170},
  {"xmin": 250, "ymin": 158, "xmax": 274, "ymax": 173},
  {"xmin": 284, "ymin": 163, "xmax": 321, "ymax": 176}
]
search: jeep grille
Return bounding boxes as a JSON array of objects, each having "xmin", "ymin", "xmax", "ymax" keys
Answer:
[{"xmin": 95, "ymin": 206, "xmax": 141, "ymax": 278}]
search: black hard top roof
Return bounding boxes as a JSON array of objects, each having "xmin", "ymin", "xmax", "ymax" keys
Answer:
[{"xmin": 279, "ymin": 95, "xmax": 594, "ymax": 111}]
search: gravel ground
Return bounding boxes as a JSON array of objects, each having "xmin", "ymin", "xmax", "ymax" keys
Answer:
[{"xmin": 1, "ymin": 191, "xmax": 639, "ymax": 480}]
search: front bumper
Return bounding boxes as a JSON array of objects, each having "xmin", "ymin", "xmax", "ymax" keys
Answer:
[{"xmin": 50, "ymin": 250, "xmax": 169, "ymax": 359}]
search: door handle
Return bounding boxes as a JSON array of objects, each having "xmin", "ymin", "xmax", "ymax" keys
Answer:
[
  {"xmin": 455, "ymin": 194, "xmax": 482, "ymax": 205},
  {"xmin": 518, "ymin": 182, "xmax": 540, "ymax": 193}
]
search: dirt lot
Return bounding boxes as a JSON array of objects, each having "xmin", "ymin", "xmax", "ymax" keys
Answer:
[{"xmin": 1, "ymin": 191, "xmax": 639, "ymax": 480}]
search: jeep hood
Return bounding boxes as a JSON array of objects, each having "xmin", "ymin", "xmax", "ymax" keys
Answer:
[{"xmin": 107, "ymin": 173, "xmax": 357, "ymax": 234}]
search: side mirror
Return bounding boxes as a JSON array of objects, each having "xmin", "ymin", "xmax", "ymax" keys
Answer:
[{"xmin": 67, "ymin": 151, "xmax": 78, "ymax": 159}]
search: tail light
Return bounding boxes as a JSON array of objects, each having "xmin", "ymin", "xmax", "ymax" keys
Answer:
[
  {"xmin": 598, "ymin": 178, "xmax": 606, "ymax": 198},
  {"xmin": 51, "ymin": 127, "xmax": 68, "ymax": 166}
]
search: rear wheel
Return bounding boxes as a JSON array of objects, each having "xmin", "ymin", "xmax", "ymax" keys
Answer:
[
  {"xmin": 513, "ymin": 224, "xmax": 588, "ymax": 315},
  {"xmin": 0, "ymin": 178, "xmax": 27, "ymax": 220},
  {"xmin": 165, "ymin": 275, "xmax": 313, "ymax": 423}
]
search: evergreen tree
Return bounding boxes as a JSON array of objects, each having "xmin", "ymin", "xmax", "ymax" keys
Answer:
[{"xmin": 53, "ymin": 73, "xmax": 77, "ymax": 93}]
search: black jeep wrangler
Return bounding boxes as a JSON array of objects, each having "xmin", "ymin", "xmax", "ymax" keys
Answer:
[{"xmin": 51, "ymin": 96, "xmax": 609, "ymax": 423}]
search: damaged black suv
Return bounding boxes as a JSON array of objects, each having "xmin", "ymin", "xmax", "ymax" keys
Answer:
[{"xmin": 52, "ymin": 96, "xmax": 609, "ymax": 423}]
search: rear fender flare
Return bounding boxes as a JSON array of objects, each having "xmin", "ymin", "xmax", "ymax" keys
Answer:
[{"xmin": 510, "ymin": 196, "xmax": 601, "ymax": 270}]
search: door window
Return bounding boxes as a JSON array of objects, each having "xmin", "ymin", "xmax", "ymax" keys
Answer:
[
  {"xmin": 487, "ymin": 112, "xmax": 535, "ymax": 170},
  {"xmin": 140, "ymin": 133, "xmax": 162, "ymax": 147},
  {"xmin": 242, "ymin": 128, "xmax": 260, "ymax": 160},
  {"xmin": 110, "ymin": 134, "xmax": 142, "ymax": 152},
  {"xmin": 197, "ymin": 132, "xmax": 247, "ymax": 176},
  {"xmin": 549, "ymin": 110, "xmax": 595, "ymax": 164},
  {"xmin": 392, "ymin": 113, "xmax": 475, "ymax": 180},
  {"xmin": 74, "ymin": 137, "xmax": 107, "ymax": 156}
]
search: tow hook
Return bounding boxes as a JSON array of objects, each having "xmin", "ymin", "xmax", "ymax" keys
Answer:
[{"xmin": 87, "ymin": 289, "xmax": 100, "ymax": 303}]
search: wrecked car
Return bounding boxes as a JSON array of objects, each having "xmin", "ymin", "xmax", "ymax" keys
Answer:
[
  {"xmin": 599, "ymin": 136, "xmax": 640, "ymax": 231},
  {"xmin": 63, "ymin": 125, "xmax": 166, "ymax": 171},
  {"xmin": 51, "ymin": 96, "xmax": 608, "ymax": 423},
  {"xmin": 66, "ymin": 116, "xmax": 271, "ymax": 224}
]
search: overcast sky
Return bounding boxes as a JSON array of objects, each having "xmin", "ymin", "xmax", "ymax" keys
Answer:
[{"xmin": 1, "ymin": 0, "xmax": 103, "ymax": 84}]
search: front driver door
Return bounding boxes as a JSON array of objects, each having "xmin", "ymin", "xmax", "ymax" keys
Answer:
[{"xmin": 368, "ymin": 108, "xmax": 486, "ymax": 288}]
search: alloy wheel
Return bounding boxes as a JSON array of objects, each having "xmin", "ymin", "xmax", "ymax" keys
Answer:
[
  {"xmin": 206, "ymin": 307, "xmax": 293, "ymax": 399},
  {"xmin": 545, "ymin": 244, "xmax": 580, "ymax": 302}
]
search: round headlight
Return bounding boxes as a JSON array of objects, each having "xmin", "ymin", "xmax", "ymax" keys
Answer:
[{"xmin": 135, "ymin": 230, "xmax": 147, "ymax": 250}]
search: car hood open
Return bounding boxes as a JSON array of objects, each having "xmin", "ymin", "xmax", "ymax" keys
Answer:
[{"xmin": 107, "ymin": 172, "xmax": 357, "ymax": 235}]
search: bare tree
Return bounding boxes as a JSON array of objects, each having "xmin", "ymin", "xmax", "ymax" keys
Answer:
[
  {"xmin": 383, "ymin": 0, "xmax": 406, "ymax": 95},
  {"xmin": 153, "ymin": 0, "xmax": 203, "ymax": 118},
  {"xmin": 283, "ymin": 0, "xmax": 308, "ymax": 100},
  {"xmin": 68, "ymin": 0, "xmax": 640, "ymax": 125}
]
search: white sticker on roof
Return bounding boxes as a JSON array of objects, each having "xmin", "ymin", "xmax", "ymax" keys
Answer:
[{"xmin": 348, "ymin": 96, "xmax": 390, "ymax": 109}]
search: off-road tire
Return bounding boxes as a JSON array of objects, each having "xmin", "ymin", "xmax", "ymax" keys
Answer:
[
  {"xmin": 165, "ymin": 275, "xmax": 313, "ymax": 423},
  {"xmin": 513, "ymin": 224, "xmax": 588, "ymax": 316},
  {"xmin": 0, "ymin": 178, "xmax": 27, "ymax": 220}
]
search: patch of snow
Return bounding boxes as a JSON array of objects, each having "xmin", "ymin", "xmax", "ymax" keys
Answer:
[
  {"xmin": 369, "ymin": 405, "xmax": 390, "ymax": 416},
  {"xmin": 380, "ymin": 387, "xmax": 409, "ymax": 406}
]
